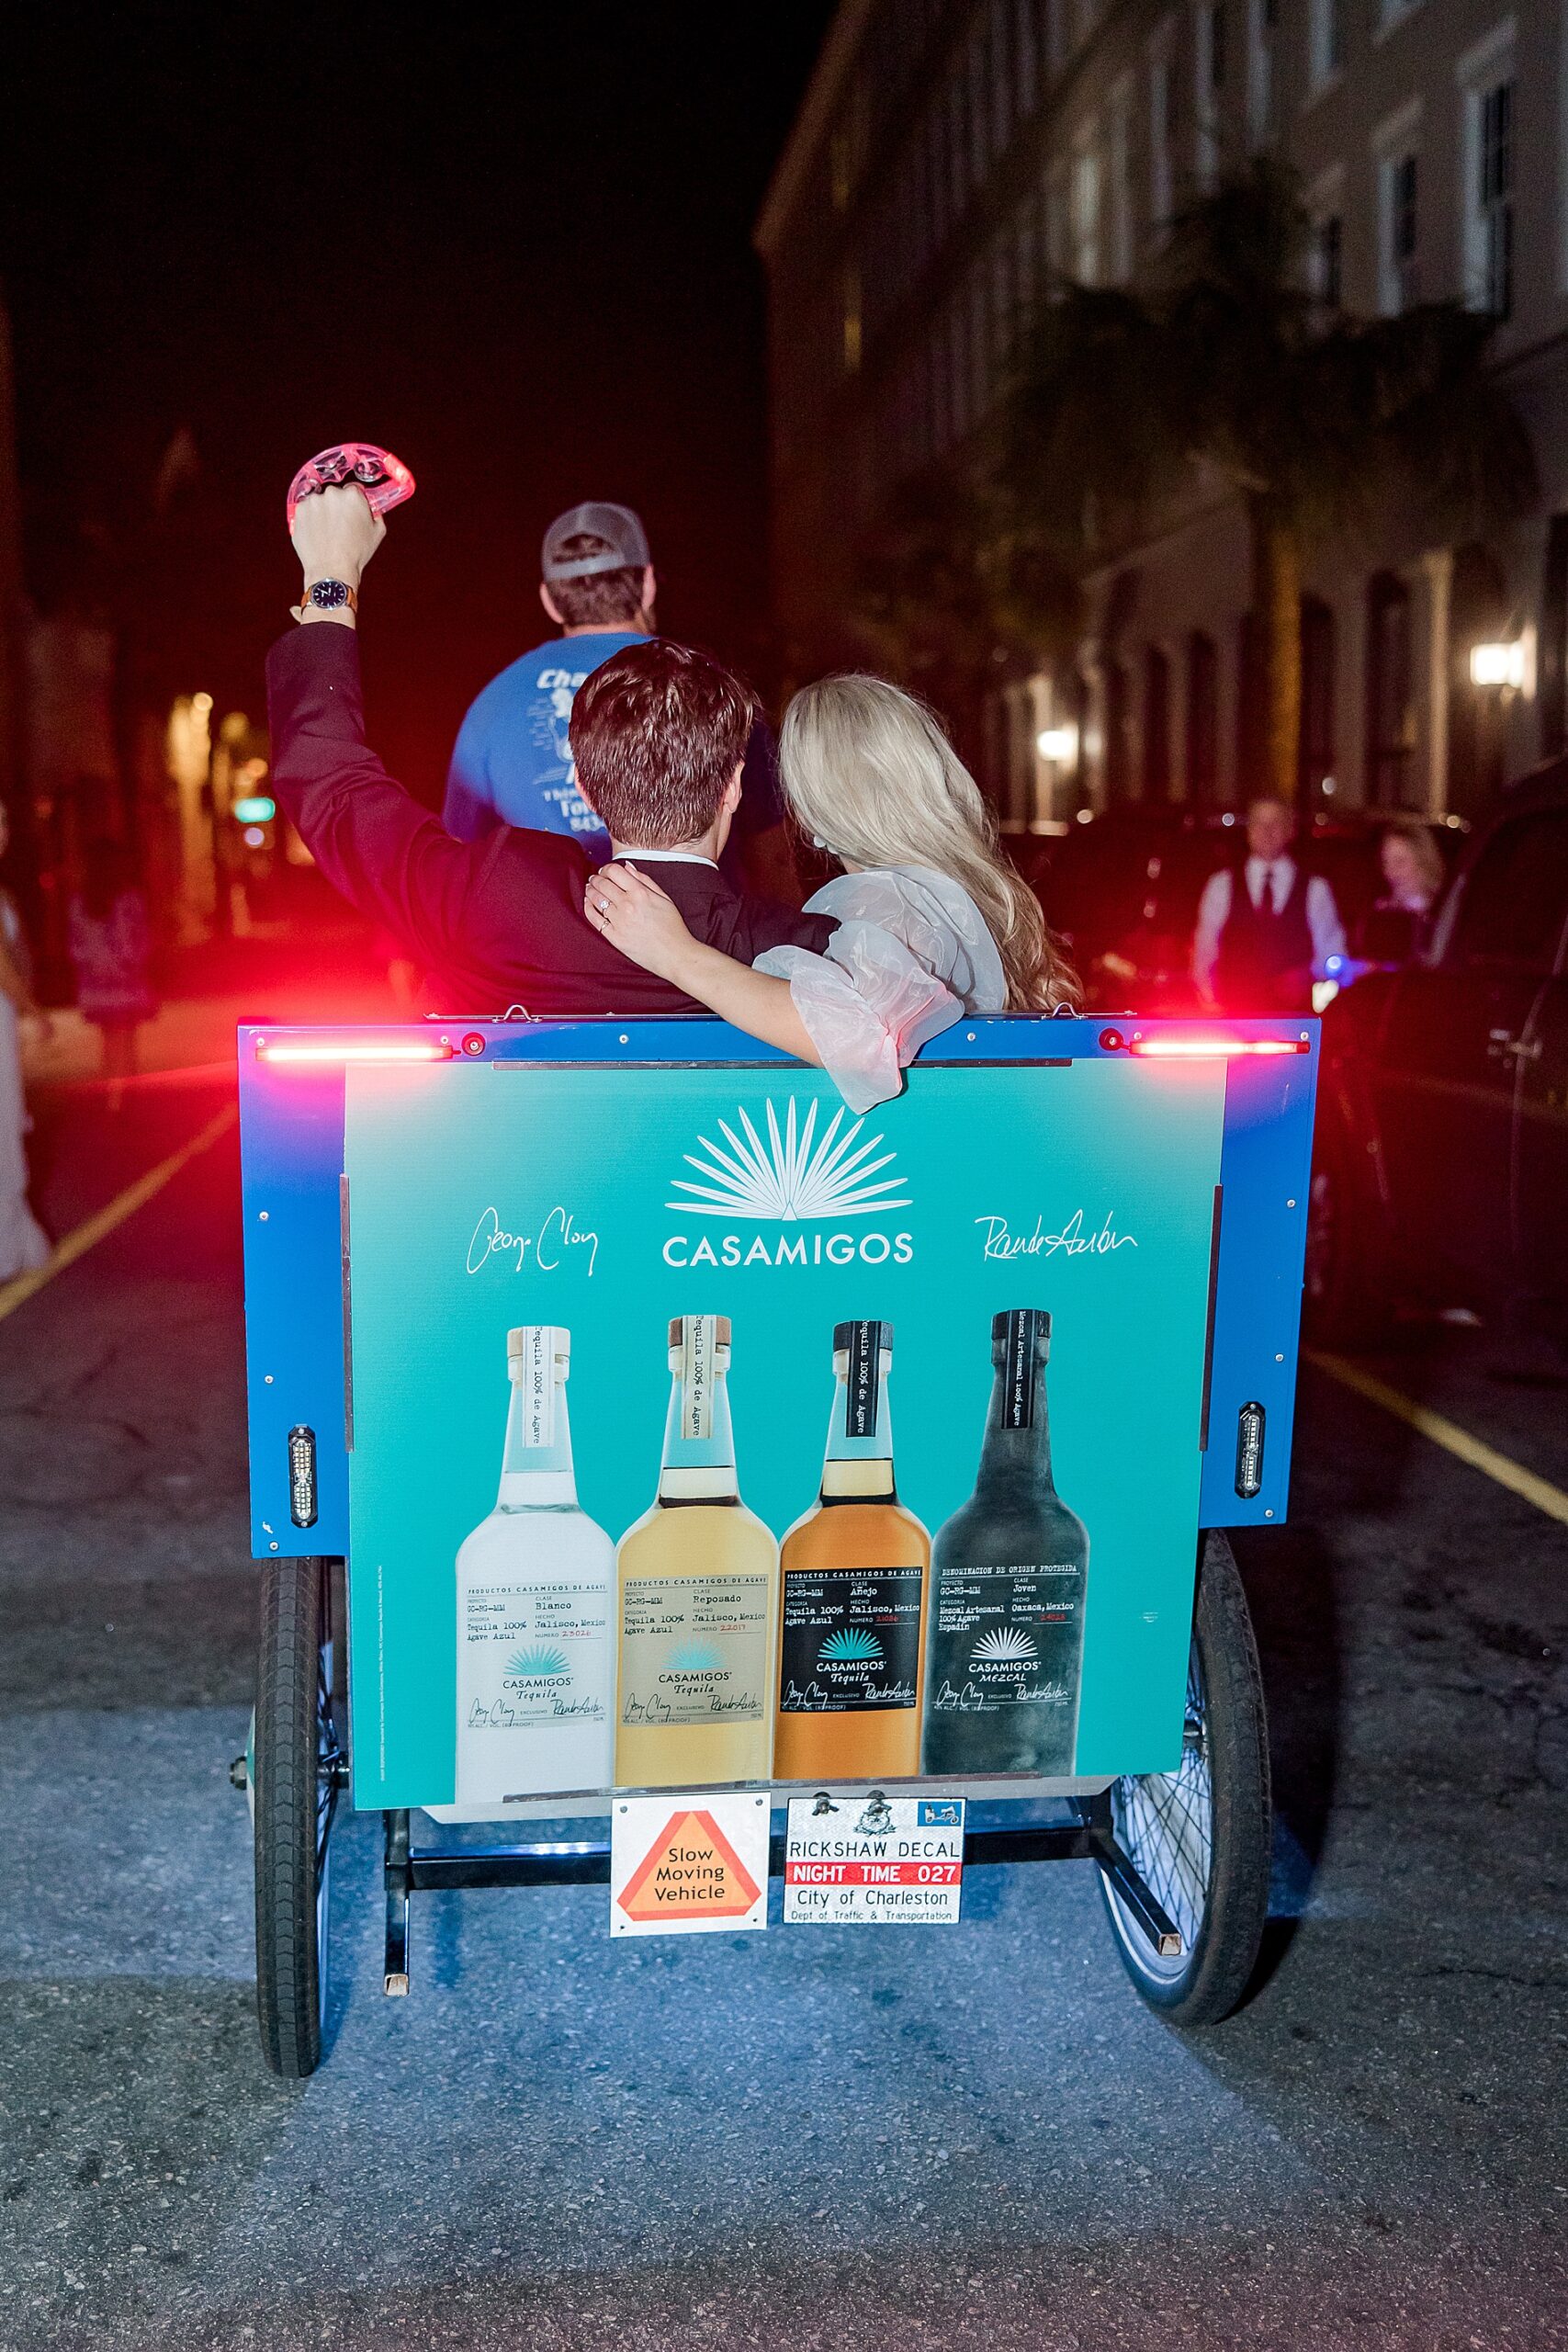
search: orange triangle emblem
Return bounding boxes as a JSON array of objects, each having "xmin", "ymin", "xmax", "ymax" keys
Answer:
[{"xmin": 616, "ymin": 1808, "xmax": 764, "ymax": 1922}]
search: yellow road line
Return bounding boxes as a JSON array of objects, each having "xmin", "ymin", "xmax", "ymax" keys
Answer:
[
  {"xmin": 0, "ymin": 1102, "xmax": 238, "ymax": 1327},
  {"xmin": 1305, "ymin": 1347, "xmax": 1568, "ymax": 1529}
]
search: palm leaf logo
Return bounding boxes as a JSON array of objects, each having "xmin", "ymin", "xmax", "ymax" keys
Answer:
[
  {"xmin": 669, "ymin": 1641, "xmax": 723, "ymax": 1673},
  {"xmin": 507, "ymin": 1645, "xmax": 570, "ymax": 1679},
  {"xmin": 973, "ymin": 1627, "xmax": 1038, "ymax": 1665},
  {"xmin": 819, "ymin": 1628, "xmax": 884, "ymax": 1664},
  {"xmin": 667, "ymin": 1099, "xmax": 911, "ymax": 1221}
]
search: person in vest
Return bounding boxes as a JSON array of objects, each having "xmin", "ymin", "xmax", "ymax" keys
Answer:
[{"xmin": 1192, "ymin": 797, "xmax": 1347, "ymax": 1012}]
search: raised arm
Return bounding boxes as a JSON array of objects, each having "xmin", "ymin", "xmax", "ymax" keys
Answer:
[
  {"xmin": 585, "ymin": 862, "xmax": 822, "ymax": 1064},
  {"xmin": 267, "ymin": 484, "xmax": 508, "ymax": 980}
]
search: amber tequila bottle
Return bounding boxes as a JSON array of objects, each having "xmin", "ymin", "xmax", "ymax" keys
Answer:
[
  {"xmin": 774, "ymin": 1320, "xmax": 930, "ymax": 1781},
  {"xmin": 921, "ymin": 1309, "xmax": 1089, "ymax": 1777},
  {"xmin": 614, "ymin": 1316, "xmax": 778, "ymax": 1790}
]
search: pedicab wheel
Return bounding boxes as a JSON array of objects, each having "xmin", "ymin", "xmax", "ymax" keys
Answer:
[
  {"xmin": 254, "ymin": 1556, "xmax": 344, "ymax": 2077},
  {"xmin": 1098, "ymin": 1531, "xmax": 1271, "ymax": 2027}
]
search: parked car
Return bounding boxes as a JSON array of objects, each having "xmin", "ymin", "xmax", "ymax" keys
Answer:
[
  {"xmin": 1307, "ymin": 770, "xmax": 1568, "ymax": 1342},
  {"xmin": 1021, "ymin": 808, "xmax": 1465, "ymax": 1012}
]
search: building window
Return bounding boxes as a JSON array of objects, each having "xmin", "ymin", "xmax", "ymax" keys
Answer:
[
  {"xmin": 1365, "ymin": 571, "xmax": 1415, "ymax": 806},
  {"xmin": 1461, "ymin": 41, "xmax": 1515, "ymax": 320},
  {"xmin": 1307, "ymin": 0, "xmax": 1345, "ymax": 93},
  {"xmin": 1014, "ymin": 196, "xmax": 1039, "ymax": 316},
  {"xmin": 1072, "ymin": 125, "xmax": 1101, "ymax": 283},
  {"xmin": 1196, "ymin": 2, "xmax": 1225, "ymax": 189},
  {"xmin": 1246, "ymin": 0, "xmax": 1276, "ymax": 150},
  {"xmin": 1311, "ymin": 206, "xmax": 1344, "ymax": 306},
  {"xmin": 841, "ymin": 265, "xmax": 863, "ymax": 374},
  {"xmin": 970, "ymin": 267, "xmax": 991, "ymax": 419},
  {"xmin": 1186, "ymin": 631, "xmax": 1219, "ymax": 801},
  {"xmin": 1143, "ymin": 646, "xmax": 1173, "ymax": 799},
  {"xmin": 1104, "ymin": 659, "xmax": 1134, "ymax": 801},
  {"xmin": 990, "ymin": 0, "xmax": 1014, "ymax": 153},
  {"xmin": 1108, "ymin": 75, "xmax": 1135, "ymax": 281},
  {"xmin": 969, "ymin": 24, "xmax": 990, "ymax": 188},
  {"xmin": 1148, "ymin": 18, "xmax": 1178, "ymax": 232},
  {"xmin": 1376, "ymin": 136, "xmax": 1420, "ymax": 312},
  {"xmin": 1300, "ymin": 596, "xmax": 1337, "ymax": 802},
  {"xmin": 1044, "ymin": 157, "xmax": 1071, "ymax": 284},
  {"xmin": 949, "ymin": 75, "xmax": 968, "ymax": 219},
  {"xmin": 1016, "ymin": 0, "xmax": 1041, "ymax": 112}
]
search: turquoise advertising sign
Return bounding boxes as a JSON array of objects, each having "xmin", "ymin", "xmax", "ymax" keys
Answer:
[{"xmin": 343, "ymin": 1058, "xmax": 1225, "ymax": 1812}]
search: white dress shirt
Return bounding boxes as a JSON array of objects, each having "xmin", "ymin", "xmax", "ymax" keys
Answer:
[{"xmin": 1192, "ymin": 854, "xmax": 1347, "ymax": 1002}]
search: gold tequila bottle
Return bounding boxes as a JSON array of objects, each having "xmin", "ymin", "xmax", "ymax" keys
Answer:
[
  {"xmin": 614, "ymin": 1316, "xmax": 778, "ymax": 1789},
  {"xmin": 774, "ymin": 1320, "xmax": 929, "ymax": 1781}
]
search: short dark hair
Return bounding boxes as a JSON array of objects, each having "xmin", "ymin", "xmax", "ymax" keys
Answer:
[
  {"xmin": 544, "ymin": 534, "xmax": 647, "ymax": 628},
  {"xmin": 570, "ymin": 640, "xmax": 755, "ymax": 848}
]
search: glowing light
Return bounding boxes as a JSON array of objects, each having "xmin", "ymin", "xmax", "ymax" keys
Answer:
[
  {"xmin": 1128, "ymin": 1035, "xmax": 1308, "ymax": 1058},
  {"xmin": 256, "ymin": 1040, "xmax": 451, "ymax": 1066},
  {"xmin": 1470, "ymin": 640, "xmax": 1524, "ymax": 688},
  {"xmin": 1075, "ymin": 807, "xmax": 1094, "ymax": 823},
  {"xmin": 1036, "ymin": 726, "xmax": 1077, "ymax": 761},
  {"xmin": 243, "ymin": 825, "xmax": 265, "ymax": 847},
  {"xmin": 191, "ymin": 691, "xmax": 213, "ymax": 714},
  {"xmin": 232, "ymin": 795, "xmax": 276, "ymax": 823}
]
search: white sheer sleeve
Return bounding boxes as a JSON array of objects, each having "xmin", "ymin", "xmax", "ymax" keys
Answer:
[{"xmin": 756, "ymin": 872, "xmax": 970, "ymax": 1113}]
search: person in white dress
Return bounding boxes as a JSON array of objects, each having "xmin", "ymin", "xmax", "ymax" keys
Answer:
[
  {"xmin": 0, "ymin": 804, "xmax": 51, "ymax": 1280},
  {"xmin": 584, "ymin": 674, "xmax": 1078, "ymax": 1109}
]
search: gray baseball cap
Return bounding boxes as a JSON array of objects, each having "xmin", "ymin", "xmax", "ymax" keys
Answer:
[{"xmin": 541, "ymin": 501, "xmax": 651, "ymax": 582}]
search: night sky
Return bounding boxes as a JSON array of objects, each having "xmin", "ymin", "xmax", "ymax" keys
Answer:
[{"xmin": 1, "ymin": 2, "xmax": 835, "ymax": 788}]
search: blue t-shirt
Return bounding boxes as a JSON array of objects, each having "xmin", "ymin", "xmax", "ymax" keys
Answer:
[
  {"xmin": 444, "ymin": 633, "xmax": 788, "ymax": 876},
  {"xmin": 443, "ymin": 629, "xmax": 641, "ymax": 855}
]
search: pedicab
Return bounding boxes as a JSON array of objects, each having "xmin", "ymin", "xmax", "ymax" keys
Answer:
[{"xmin": 233, "ymin": 1010, "xmax": 1315, "ymax": 2076}]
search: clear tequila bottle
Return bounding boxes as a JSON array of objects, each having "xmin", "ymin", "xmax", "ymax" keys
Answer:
[
  {"xmin": 453, "ymin": 1326, "xmax": 614, "ymax": 1811},
  {"xmin": 920, "ymin": 1309, "xmax": 1089, "ymax": 1777},
  {"xmin": 614, "ymin": 1316, "xmax": 778, "ymax": 1789},
  {"xmin": 774, "ymin": 1320, "xmax": 929, "ymax": 1781}
]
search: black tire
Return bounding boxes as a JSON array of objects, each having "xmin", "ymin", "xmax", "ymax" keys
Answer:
[
  {"xmin": 1097, "ymin": 1531, "xmax": 1271, "ymax": 2026},
  {"xmin": 254, "ymin": 1557, "xmax": 340, "ymax": 2077}
]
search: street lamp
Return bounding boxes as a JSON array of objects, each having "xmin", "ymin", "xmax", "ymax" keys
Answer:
[
  {"xmin": 1469, "ymin": 639, "xmax": 1525, "ymax": 688},
  {"xmin": 1036, "ymin": 725, "xmax": 1077, "ymax": 762}
]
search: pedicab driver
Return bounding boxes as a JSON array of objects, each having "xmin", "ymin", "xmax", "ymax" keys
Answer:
[
  {"xmin": 267, "ymin": 483, "xmax": 833, "ymax": 1014},
  {"xmin": 444, "ymin": 500, "xmax": 801, "ymax": 902}
]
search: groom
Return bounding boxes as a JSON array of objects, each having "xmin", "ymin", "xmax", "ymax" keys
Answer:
[{"xmin": 266, "ymin": 484, "xmax": 832, "ymax": 1014}]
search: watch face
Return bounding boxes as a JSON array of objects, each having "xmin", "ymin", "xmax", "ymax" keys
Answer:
[{"xmin": 310, "ymin": 580, "xmax": 350, "ymax": 609}]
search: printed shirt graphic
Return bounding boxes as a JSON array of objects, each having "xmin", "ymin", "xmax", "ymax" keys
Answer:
[{"xmin": 444, "ymin": 631, "xmax": 645, "ymax": 854}]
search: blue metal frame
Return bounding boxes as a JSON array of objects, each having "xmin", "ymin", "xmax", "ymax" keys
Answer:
[{"xmin": 238, "ymin": 1014, "xmax": 1317, "ymax": 1560}]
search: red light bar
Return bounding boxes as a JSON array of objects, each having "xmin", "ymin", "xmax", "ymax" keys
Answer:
[
  {"xmin": 1128, "ymin": 1035, "xmax": 1307, "ymax": 1059},
  {"xmin": 256, "ymin": 1041, "xmax": 451, "ymax": 1066}
]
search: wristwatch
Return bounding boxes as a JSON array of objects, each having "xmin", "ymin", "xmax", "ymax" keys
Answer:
[{"xmin": 299, "ymin": 578, "xmax": 358, "ymax": 616}]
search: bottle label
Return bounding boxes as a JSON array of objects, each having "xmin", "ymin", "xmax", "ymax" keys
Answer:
[
  {"xmin": 927, "ymin": 1564, "xmax": 1082, "ymax": 1713},
  {"xmin": 517, "ymin": 1328, "xmax": 555, "ymax": 1449},
  {"xmin": 779, "ymin": 1566, "xmax": 922, "ymax": 1713},
  {"xmin": 845, "ymin": 1322, "xmax": 881, "ymax": 1441},
  {"xmin": 680, "ymin": 1317, "xmax": 717, "ymax": 1442},
  {"xmin": 620, "ymin": 1573, "xmax": 770, "ymax": 1726},
  {"xmin": 1003, "ymin": 1312, "xmax": 1038, "ymax": 1430},
  {"xmin": 460, "ymin": 1581, "xmax": 608, "ymax": 1727}
]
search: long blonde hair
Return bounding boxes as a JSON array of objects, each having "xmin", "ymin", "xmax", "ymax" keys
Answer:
[{"xmin": 779, "ymin": 674, "xmax": 1079, "ymax": 1013}]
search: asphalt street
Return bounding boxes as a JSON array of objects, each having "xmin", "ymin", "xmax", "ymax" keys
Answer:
[{"xmin": 2, "ymin": 1071, "xmax": 1565, "ymax": 2351}]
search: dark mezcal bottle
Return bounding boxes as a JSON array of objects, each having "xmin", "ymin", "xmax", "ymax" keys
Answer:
[{"xmin": 919, "ymin": 1309, "xmax": 1089, "ymax": 1776}]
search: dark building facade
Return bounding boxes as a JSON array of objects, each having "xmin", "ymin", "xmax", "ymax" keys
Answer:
[{"xmin": 758, "ymin": 0, "xmax": 1568, "ymax": 829}]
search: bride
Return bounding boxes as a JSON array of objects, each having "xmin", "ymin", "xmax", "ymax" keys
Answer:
[{"xmin": 585, "ymin": 673, "xmax": 1078, "ymax": 1111}]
